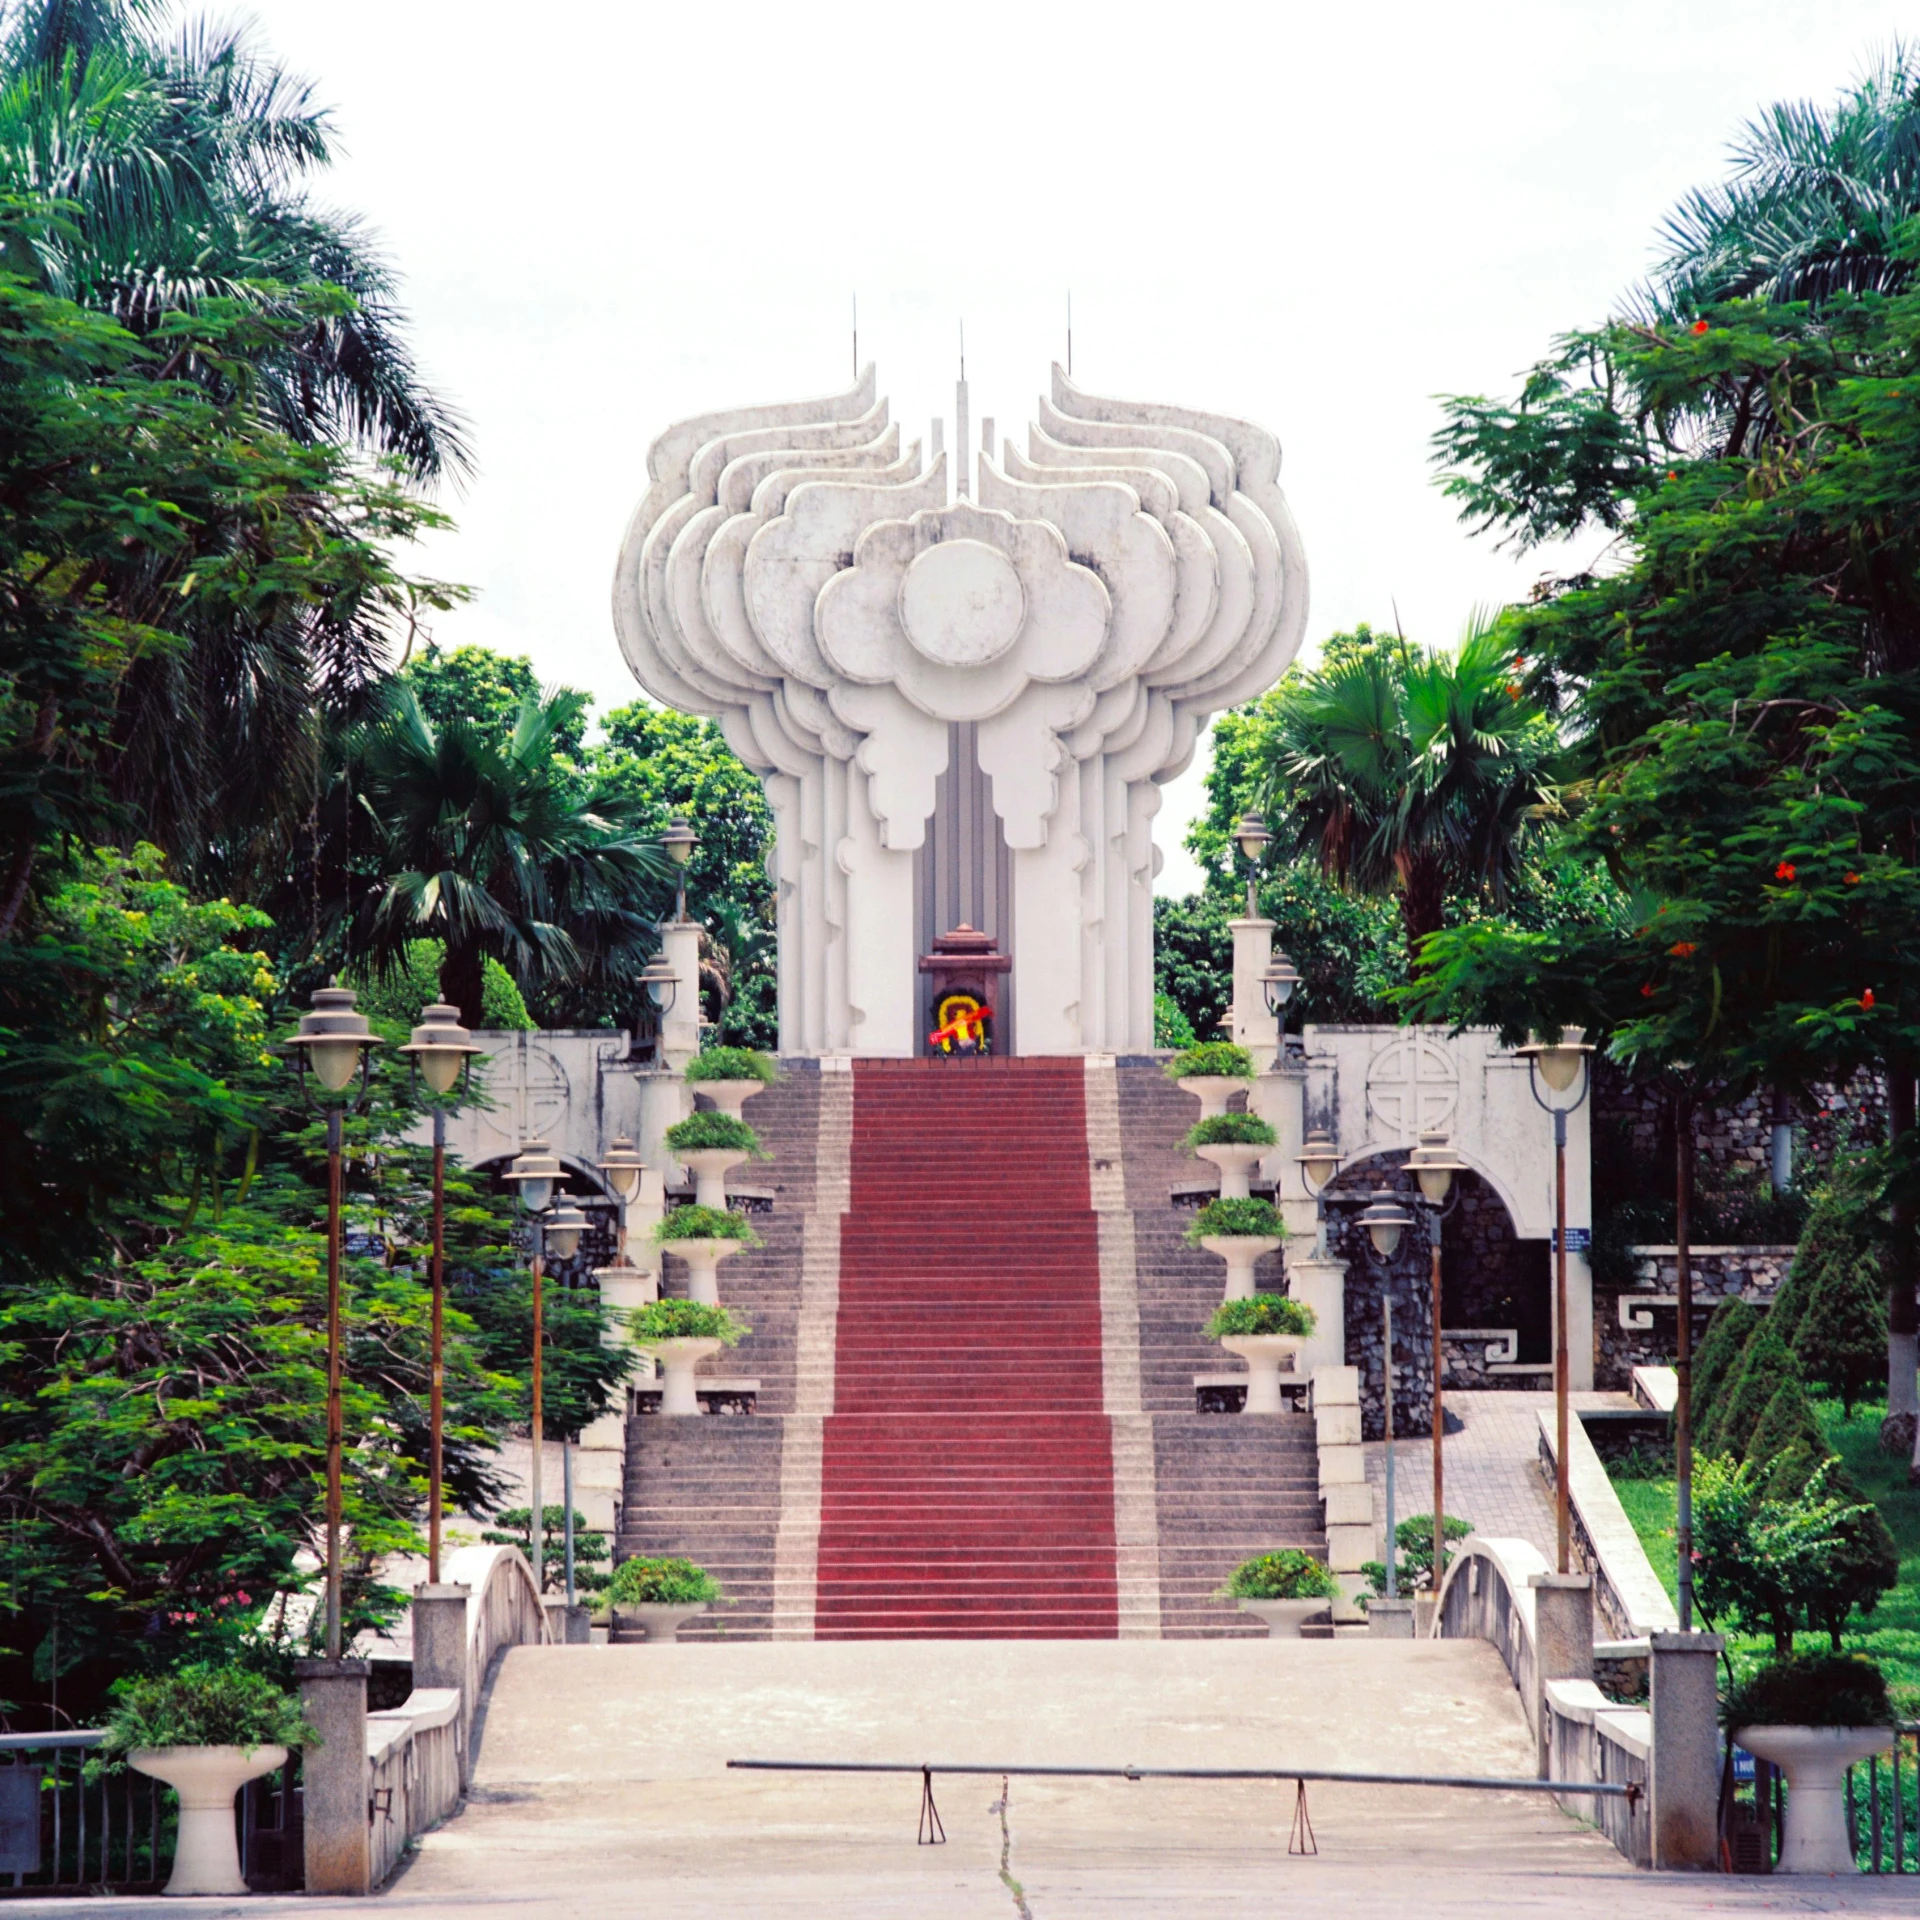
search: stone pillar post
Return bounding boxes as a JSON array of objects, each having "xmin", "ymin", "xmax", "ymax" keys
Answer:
[
  {"xmin": 659, "ymin": 921, "xmax": 702, "ymax": 1066},
  {"xmin": 295, "ymin": 1658, "xmax": 370, "ymax": 1896},
  {"xmin": 1649, "ymin": 1632, "xmax": 1724, "ymax": 1870},
  {"xmin": 1227, "ymin": 916, "xmax": 1279, "ymax": 1069},
  {"xmin": 544, "ymin": 1598, "xmax": 592, "ymax": 1644},
  {"xmin": 1526, "ymin": 1572, "xmax": 1594, "ymax": 1775},
  {"xmin": 1287, "ymin": 1258, "xmax": 1348, "ymax": 1376},
  {"xmin": 410, "ymin": 1585, "xmax": 471, "ymax": 1783}
]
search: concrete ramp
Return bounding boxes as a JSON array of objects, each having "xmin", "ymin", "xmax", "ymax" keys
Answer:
[{"xmin": 397, "ymin": 1640, "xmax": 1644, "ymax": 1917}]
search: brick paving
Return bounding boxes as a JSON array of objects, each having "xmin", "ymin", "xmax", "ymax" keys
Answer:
[{"xmin": 1365, "ymin": 1389, "xmax": 1635, "ymax": 1562}]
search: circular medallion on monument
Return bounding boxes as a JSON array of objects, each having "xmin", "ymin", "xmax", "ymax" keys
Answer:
[
  {"xmin": 898, "ymin": 538, "xmax": 1026, "ymax": 667},
  {"xmin": 931, "ymin": 992, "xmax": 991, "ymax": 1055}
]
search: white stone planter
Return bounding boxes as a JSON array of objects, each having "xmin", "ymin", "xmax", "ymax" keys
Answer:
[
  {"xmin": 1739, "ymin": 1724, "xmax": 1895, "ymax": 1873},
  {"xmin": 657, "ymin": 1235, "xmax": 745, "ymax": 1305},
  {"xmin": 1218, "ymin": 1332, "xmax": 1305, "ymax": 1412},
  {"xmin": 1200, "ymin": 1232, "xmax": 1283, "ymax": 1300},
  {"xmin": 694, "ymin": 1079, "xmax": 764, "ymax": 1120},
  {"xmin": 677, "ymin": 1147, "xmax": 748, "ymax": 1210},
  {"xmin": 1178, "ymin": 1074, "xmax": 1251, "ymax": 1120},
  {"xmin": 1196, "ymin": 1141, "xmax": 1268, "ymax": 1200},
  {"xmin": 1238, "ymin": 1596, "xmax": 1330, "ymax": 1637},
  {"xmin": 128, "ymin": 1743, "xmax": 288, "ymax": 1895},
  {"xmin": 612, "ymin": 1601, "xmax": 708, "ymax": 1642},
  {"xmin": 641, "ymin": 1334, "xmax": 725, "ymax": 1414}
]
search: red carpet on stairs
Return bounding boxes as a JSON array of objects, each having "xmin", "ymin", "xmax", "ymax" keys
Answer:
[{"xmin": 814, "ymin": 1058, "xmax": 1120, "ymax": 1638}]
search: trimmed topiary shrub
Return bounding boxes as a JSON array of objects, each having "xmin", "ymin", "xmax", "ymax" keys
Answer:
[
  {"xmin": 1798, "ymin": 1251, "xmax": 1887, "ymax": 1418},
  {"xmin": 1723, "ymin": 1653, "xmax": 1891, "ymax": 1731},
  {"xmin": 664, "ymin": 1111, "xmax": 763, "ymax": 1156},
  {"xmin": 629, "ymin": 1299, "xmax": 748, "ymax": 1344},
  {"xmin": 1691, "ymin": 1297, "xmax": 1757, "ymax": 1435},
  {"xmin": 1166, "ymin": 1041, "xmax": 1254, "ymax": 1081},
  {"xmin": 1702, "ymin": 1317, "xmax": 1797, "ymax": 1461},
  {"xmin": 1185, "ymin": 1197, "xmax": 1286, "ymax": 1244},
  {"xmin": 654, "ymin": 1204, "xmax": 759, "ymax": 1246},
  {"xmin": 685, "ymin": 1046, "xmax": 777, "ymax": 1085},
  {"xmin": 1218, "ymin": 1549, "xmax": 1339, "ymax": 1601},
  {"xmin": 1206, "ymin": 1294, "xmax": 1315, "ymax": 1340},
  {"xmin": 1186, "ymin": 1112, "xmax": 1278, "ymax": 1150},
  {"xmin": 98, "ymin": 1665, "xmax": 315, "ymax": 1764},
  {"xmin": 606, "ymin": 1554, "xmax": 721, "ymax": 1606}
]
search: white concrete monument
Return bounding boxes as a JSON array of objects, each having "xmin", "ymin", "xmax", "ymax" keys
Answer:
[{"xmin": 613, "ymin": 363, "xmax": 1307, "ymax": 1056}]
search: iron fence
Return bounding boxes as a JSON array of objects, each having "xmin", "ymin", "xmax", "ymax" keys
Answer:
[{"xmin": 1847, "ymin": 1725, "xmax": 1918, "ymax": 1875}]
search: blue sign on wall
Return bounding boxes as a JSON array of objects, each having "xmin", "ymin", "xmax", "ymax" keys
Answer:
[{"xmin": 1549, "ymin": 1227, "xmax": 1593, "ymax": 1254}]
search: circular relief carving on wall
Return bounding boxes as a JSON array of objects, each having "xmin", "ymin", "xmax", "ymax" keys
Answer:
[
  {"xmin": 897, "ymin": 538, "xmax": 1026, "ymax": 667},
  {"xmin": 1365, "ymin": 1032, "xmax": 1458, "ymax": 1137}
]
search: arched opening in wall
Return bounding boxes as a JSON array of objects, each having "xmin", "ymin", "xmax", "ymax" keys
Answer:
[
  {"xmin": 1320, "ymin": 1151, "xmax": 1551, "ymax": 1438},
  {"xmin": 914, "ymin": 719, "xmax": 1014, "ymax": 1054},
  {"xmin": 1439, "ymin": 1169, "xmax": 1551, "ymax": 1377}
]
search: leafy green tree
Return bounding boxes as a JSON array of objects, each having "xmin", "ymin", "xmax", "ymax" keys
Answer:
[
  {"xmin": 590, "ymin": 701, "xmax": 775, "ymax": 1045},
  {"xmin": 1693, "ymin": 1297, "xmax": 1759, "ymax": 1419},
  {"xmin": 1704, "ymin": 1317, "xmax": 1800, "ymax": 1461},
  {"xmin": 482, "ymin": 1507, "xmax": 611, "ymax": 1596},
  {"xmin": 0, "ymin": 224, "xmax": 460, "ymax": 934},
  {"xmin": 349, "ymin": 939, "xmax": 533, "ymax": 1031},
  {"xmin": 1800, "ymin": 1254, "xmax": 1889, "ymax": 1418},
  {"xmin": 342, "ymin": 685, "xmax": 670, "ymax": 1028},
  {"xmin": 1429, "ymin": 210, "xmax": 1920, "ymax": 1442},
  {"xmin": 0, "ymin": 0, "xmax": 467, "ymax": 479}
]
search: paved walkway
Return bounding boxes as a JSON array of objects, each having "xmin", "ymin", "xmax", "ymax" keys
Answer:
[
  {"xmin": 1367, "ymin": 1389, "xmax": 1631, "ymax": 1561},
  {"xmin": 15, "ymin": 1639, "xmax": 1913, "ymax": 1918}
]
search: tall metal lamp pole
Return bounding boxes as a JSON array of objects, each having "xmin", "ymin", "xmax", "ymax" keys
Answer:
[
  {"xmin": 398, "ymin": 1005, "xmax": 480, "ymax": 1584},
  {"xmin": 1360, "ymin": 1199, "xmax": 1413, "ymax": 1597},
  {"xmin": 1517, "ymin": 1029, "xmax": 1594, "ymax": 1575},
  {"xmin": 1409, "ymin": 1132, "xmax": 1469, "ymax": 1593},
  {"xmin": 285, "ymin": 984, "xmax": 381, "ymax": 1661}
]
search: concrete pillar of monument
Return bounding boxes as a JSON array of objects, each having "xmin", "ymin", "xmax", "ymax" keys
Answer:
[
  {"xmin": 1228, "ymin": 915, "xmax": 1279, "ymax": 1070},
  {"xmin": 295, "ymin": 1658, "xmax": 370, "ymax": 1895},
  {"xmin": 1526, "ymin": 1572, "xmax": 1594, "ymax": 1776},
  {"xmin": 658, "ymin": 921, "xmax": 701, "ymax": 1066},
  {"xmin": 1649, "ymin": 1632, "xmax": 1725, "ymax": 1870}
]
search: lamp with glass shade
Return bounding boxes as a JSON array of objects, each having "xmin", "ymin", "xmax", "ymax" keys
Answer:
[
  {"xmin": 661, "ymin": 815, "xmax": 698, "ymax": 923},
  {"xmin": 1261, "ymin": 954, "xmax": 1302, "ymax": 1018},
  {"xmin": 1232, "ymin": 810, "xmax": 1273, "ymax": 918}
]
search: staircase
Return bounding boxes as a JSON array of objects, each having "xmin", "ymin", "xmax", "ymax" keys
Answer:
[
  {"xmin": 618, "ymin": 1054, "xmax": 1328, "ymax": 1640},
  {"xmin": 814, "ymin": 1058, "xmax": 1116, "ymax": 1637}
]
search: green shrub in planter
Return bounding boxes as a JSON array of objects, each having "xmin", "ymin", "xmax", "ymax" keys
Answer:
[
  {"xmin": 606, "ymin": 1554, "xmax": 721, "ymax": 1606},
  {"xmin": 1217, "ymin": 1549, "xmax": 1339, "ymax": 1602},
  {"xmin": 97, "ymin": 1664, "xmax": 315, "ymax": 1765},
  {"xmin": 1723, "ymin": 1653, "xmax": 1891, "ymax": 1731},
  {"xmin": 653, "ymin": 1203, "xmax": 760, "ymax": 1247},
  {"xmin": 1206, "ymin": 1294, "xmax": 1315, "ymax": 1339},
  {"xmin": 1185, "ymin": 1112, "xmax": 1278, "ymax": 1150},
  {"xmin": 1185, "ymin": 1197, "xmax": 1286, "ymax": 1245},
  {"xmin": 629, "ymin": 1299, "xmax": 749, "ymax": 1345},
  {"xmin": 684, "ymin": 1046, "xmax": 778, "ymax": 1086},
  {"xmin": 1166, "ymin": 1041, "xmax": 1254, "ymax": 1081},
  {"xmin": 664, "ymin": 1110, "xmax": 763, "ymax": 1156}
]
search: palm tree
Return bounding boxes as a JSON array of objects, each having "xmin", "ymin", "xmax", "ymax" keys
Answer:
[
  {"xmin": 345, "ymin": 686, "xmax": 673, "ymax": 1028},
  {"xmin": 1652, "ymin": 44, "xmax": 1920, "ymax": 312},
  {"xmin": 0, "ymin": 0, "xmax": 470, "ymax": 891},
  {"xmin": 1254, "ymin": 621, "xmax": 1557, "ymax": 973},
  {"xmin": 0, "ymin": 0, "xmax": 467, "ymax": 478}
]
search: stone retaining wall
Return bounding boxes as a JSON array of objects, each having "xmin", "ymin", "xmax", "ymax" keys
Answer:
[{"xmin": 1595, "ymin": 1245, "xmax": 1793, "ymax": 1389}]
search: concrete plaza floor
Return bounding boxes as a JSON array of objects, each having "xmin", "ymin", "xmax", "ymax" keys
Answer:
[{"xmin": 19, "ymin": 1638, "xmax": 1916, "ymax": 1918}]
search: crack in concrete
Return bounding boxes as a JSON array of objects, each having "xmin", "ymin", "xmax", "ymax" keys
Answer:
[{"xmin": 988, "ymin": 1774, "xmax": 1034, "ymax": 1920}]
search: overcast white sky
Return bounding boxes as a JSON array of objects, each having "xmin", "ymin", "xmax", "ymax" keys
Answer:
[{"xmin": 241, "ymin": 0, "xmax": 1911, "ymax": 893}]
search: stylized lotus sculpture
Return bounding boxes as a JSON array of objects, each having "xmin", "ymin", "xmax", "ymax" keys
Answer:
[{"xmin": 613, "ymin": 364, "xmax": 1307, "ymax": 1056}]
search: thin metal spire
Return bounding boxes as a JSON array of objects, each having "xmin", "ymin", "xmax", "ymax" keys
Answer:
[
  {"xmin": 852, "ymin": 294, "xmax": 858, "ymax": 382},
  {"xmin": 1067, "ymin": 291, "xmax": 1072, "ymax": 378}
]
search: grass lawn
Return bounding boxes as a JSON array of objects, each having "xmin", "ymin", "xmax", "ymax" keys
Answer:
[{"xmin": 1606, "ymin": 1398, "xmax": 1920, "ymax": 1714}]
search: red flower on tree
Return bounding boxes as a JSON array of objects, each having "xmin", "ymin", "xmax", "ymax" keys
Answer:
[
  {"xmin": 1775, "ymin": 861, "xmax": 1797, "ymax": 881},
  {"xmin": 1845, "ymin": 871, "xmax": 1862, "ymax": 885},
  {"xmin": 1641, "ymin": 983, "xmax": 1656, "ymax": 998},
  {"xmin": 1863, "ymin": 989, "xmax": 1876, "ymax": 1010},
  {"xmin": 1692, "ymin": 320, "xmax": 1710, "ymax": 334},
  {"xmin": 1669, "ymin": 941, "xmax": 1698, "ymax": 957}
]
